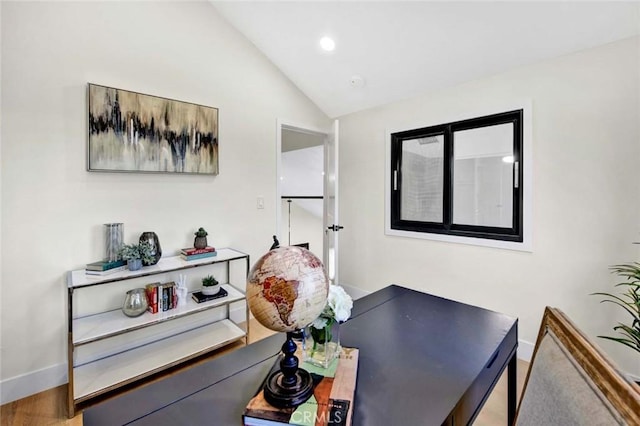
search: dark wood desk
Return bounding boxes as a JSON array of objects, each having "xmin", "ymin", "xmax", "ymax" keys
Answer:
[{"xmin": 84, "ymin": 285, "xmax": 518, "ymax": 425}]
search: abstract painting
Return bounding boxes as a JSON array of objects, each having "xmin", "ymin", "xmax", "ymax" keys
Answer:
[{"xmin": 88, "ymin": 84, "xmax": 219, "ymax": 174}]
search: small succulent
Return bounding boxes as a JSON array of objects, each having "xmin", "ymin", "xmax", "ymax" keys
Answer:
[
  {"xmin": 202, "ymin": 275, "xmax": 218, "ymax": 287},
  {"xmin": 194, "ymin": 227, "xmax": 208, "ymax": 237},
  {"xmin": 118, "ymin": 242, "xmax": 155, "ymax": 265}
]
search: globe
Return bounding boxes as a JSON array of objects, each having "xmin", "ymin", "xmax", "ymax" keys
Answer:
[{"xmin": 247, "ymin": 246, "xmax": 329, "ymax": 333}]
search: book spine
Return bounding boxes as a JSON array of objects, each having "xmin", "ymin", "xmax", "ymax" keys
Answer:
[
  {"xmin": 86, "ymin": 259, "xmax": 126, "ymax": 271},
  {"xmin": 154, "ymin": 285, "xmax": 159, "ymax": 314},
  {"xmin": 146, "ymin": 284, "xmax": 158, "ymax": 314},
  {"xmin": 85, "ymin": 265, "xmax": 126, "ymax": 275},
  {"xmin": 172, "ymin": 284, "xmax": 177, "ymax": 309},
  {"xmin": 181, "ymin": 247, "xmax": 216, "ymax": 255},
  {"xmin": 181, "ymin": 252, "xmax": 218, "ymax": 261},
  {"xmin": 145, "ymin": 285, "xmax": 154, "ymax": 314},
  {"xmin": 162, "ymin": 286, "xmax": 168, "ymax": 311}
]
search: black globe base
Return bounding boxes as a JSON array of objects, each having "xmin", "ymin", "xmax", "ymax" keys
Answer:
[
  {"xmin": 263, "ymin": 331, "xmax": 314, "ymax": 408},
  {"xmin": 263, "ymin": 367, "xmax": 314, "ymax": 408}
]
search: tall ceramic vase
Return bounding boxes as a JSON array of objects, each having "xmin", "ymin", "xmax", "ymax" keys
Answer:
[{"xmin": 139, "ymin": 231, "xmax": 162, "ymax": 266}]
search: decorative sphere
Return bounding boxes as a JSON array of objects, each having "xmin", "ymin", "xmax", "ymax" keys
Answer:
[{"xmin": 247, "ymin": 246, "xmax": 329, "ymax": 333}]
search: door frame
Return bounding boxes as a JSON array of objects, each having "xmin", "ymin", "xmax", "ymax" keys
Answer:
[{"xmin": 276, "ymin": 119, "xmax": 329, "ymax": 255}]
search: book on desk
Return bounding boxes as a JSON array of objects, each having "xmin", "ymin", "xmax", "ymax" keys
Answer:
[{"xmin": 243, "ymin": 347, "xmax": 358, "ymax": 426}]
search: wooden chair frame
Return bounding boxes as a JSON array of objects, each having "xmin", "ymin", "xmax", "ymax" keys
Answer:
[{"xmin": 514, "ymin": 307, "xmax": 640, "ymax": 424}]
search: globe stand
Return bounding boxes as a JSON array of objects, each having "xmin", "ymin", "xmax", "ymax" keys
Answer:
[{"xmin": 263, "ymin": 332, "xmax": 314, "ymax": 408}]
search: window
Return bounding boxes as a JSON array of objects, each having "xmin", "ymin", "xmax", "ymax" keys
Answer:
[{"xmin": 390, "ymin": 110, "xmax": 524, "ymax": 243}]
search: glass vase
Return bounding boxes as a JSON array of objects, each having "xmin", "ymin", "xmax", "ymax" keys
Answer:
[
  {"xmin": 122, "ymin": 288, "xmax": 148, "ymax": 317},
  {"xmin": 139, "ymin": 231, "xmax": 162, "ymax": 266},
  {"xmin": 104, "ymin": 223, "xmax": 124, "ymax": 262},
  {"xmin": 304, "ymin": 318, "xmax": 341, "ymax": 369}
]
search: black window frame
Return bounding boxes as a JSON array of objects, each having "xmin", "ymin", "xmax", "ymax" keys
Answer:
[{"xmin": 390, "ymin": 109, "xmax": 524, "ymax": 242}]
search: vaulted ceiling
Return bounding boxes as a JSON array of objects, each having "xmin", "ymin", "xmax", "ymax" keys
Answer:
[{"xmin": 213, "ymin": 1, "xmax": 639, "ymax": 118}]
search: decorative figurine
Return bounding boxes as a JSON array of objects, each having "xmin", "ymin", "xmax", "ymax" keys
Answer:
[
  {"xmin": 270, "ymin": 235, "xmax": 280, "ymax": 250},
  {"xmin": 194, "ymin": 227, "xmax": 208, "ymax": 249}
]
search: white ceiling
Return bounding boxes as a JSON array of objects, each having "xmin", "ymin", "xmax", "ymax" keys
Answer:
[{"xmin": 212, "ymin": 1, "xmax": 639, "ymax": 118}]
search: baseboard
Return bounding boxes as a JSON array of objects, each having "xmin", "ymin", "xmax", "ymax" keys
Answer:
[
  {"xmin": 0, "ymin": 363, "xmax": 67, "ymax": 405},
  {"xmin": 0, "ymin": 327, "xmax": 632, "ymax": 405},
  {"xmin": 339, "ymin": 283, "xmax": 371, "ymax": 300},
  {"xmin": 1, "ymin": 305, "xmax": 248, "ymax": 406},
  {"xmin": 517, "ymin": 339, "xmax": 534, "ymax": 363}
]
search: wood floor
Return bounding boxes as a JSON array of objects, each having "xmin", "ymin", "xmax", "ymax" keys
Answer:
[{"xmin": 1, "ymin": 320, "xmax": 527, "ymax": 425}]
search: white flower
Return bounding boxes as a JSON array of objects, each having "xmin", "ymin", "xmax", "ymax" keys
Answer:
[
  {"xmin": 311, "ymin": 316, "xmax": 328, "ymax": 329},
  {"xmin": 326, "ymin": 284, "xmax": 353, "ymax": 323},
  {"xmin": 309, "ymin": 285, "xmax": 353, "ymax": 329}
]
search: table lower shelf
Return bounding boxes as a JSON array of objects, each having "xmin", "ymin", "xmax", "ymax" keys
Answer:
[{"xmin": 72, "ymin": 319, "xmax": 246, "ymax": 402}]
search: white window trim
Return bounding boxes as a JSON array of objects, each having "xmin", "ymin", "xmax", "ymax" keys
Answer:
[{"xmin": 384, "ymin": 100, "xmax": 533, "ymax": 252}]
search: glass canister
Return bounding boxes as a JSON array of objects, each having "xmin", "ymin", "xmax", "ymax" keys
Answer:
[{"xmin": 104, "ymin": 223, "xmax": 124, "ymax": 262}]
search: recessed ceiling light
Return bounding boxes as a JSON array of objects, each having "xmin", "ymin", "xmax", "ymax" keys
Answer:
[{"xmin": 319, "ymin": 36, "xmax": 335, "ymax": 52}]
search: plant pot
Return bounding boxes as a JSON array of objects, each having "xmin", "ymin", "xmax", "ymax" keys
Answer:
[
  {"xmin": 127, "ymin": 258, "xmax": 142, "ymax": 271},
  {"xmin": 202, "ymin": 285, "xmax": 220, "ymax": 296},
  {"xmin": 194, "ymin": 236, "xmax": 208, "ymax": 249}
]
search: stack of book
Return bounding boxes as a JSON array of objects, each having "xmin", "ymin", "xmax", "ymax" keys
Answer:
[
  {"xmin": 243, "ymin": 348, "xmax": 359, "ymax": 426},
  {"xmin": 180, "ymin": 246, "xmax": 217, "ymax": 261},
  {"xmin": 145, "ymin": 282, "xmax": 178, "ymax": 314},
  {"xmin": 85, "ymin": 259, "xmax": 126, "ymax": 276},
  {"xmin": 191, "ymin": 288, "xmax": 228, "ymax": 303}
]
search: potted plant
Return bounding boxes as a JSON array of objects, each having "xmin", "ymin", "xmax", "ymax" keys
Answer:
[
  {"xmin": 592, "ymin": 262, "xmax": 640, "ymax": 357},
  {"xmin": 194, "ymin": 227, "xmax": 208, "ymax": 249},
  {"xmin": 118, "ymin": 241, "xmax": 155, "ymax": 271},
  {"xmin": 201, "ymin": 275, "xmax": 220, "ymax": 296}
]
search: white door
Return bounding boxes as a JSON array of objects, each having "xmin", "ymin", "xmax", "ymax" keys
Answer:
[{"xmin": 323, "ymin": 120, "xmax": 341, "ymax": 285}]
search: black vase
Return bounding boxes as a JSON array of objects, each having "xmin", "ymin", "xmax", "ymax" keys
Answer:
[{"xmin": 139, "ymin": 231, "xmax": 162, "ymax": 266}]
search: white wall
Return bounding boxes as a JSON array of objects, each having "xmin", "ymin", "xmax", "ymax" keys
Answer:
[
  {"xmin": 0, "ymin": 1, "xmax": 329, "ymax": 402},
  {"xmin": 339, "ymin": 37, "xmax": 640, "ymax": 375}
]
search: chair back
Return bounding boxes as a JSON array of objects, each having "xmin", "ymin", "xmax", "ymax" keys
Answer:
[{"xmin": 514, "ymin": 307, "xmax": 640, "ymax": 425}]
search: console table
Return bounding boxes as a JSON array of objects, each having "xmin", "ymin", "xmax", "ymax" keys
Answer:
[{"xmin": 84, "ymin": 285, "xmax": 518, "ymax": 425}]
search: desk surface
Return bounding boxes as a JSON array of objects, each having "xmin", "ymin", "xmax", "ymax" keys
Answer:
[{"xmin": 84, "ymin": 285, "xmax": 518, "ymax": 426}]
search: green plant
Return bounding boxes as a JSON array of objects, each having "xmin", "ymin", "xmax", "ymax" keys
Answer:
[
  {"xmin": 202, "ymin": 275, "xmax": 218, "ymax": 287},
  {"xmin": 592, "ymin": 262, "xmax": 640, "ymax": 354},
  {"xmin": 118, "ymin": 242, "xmax": 155, "ymax": 265},
  {"xmin": 195, "ymin": 227, "xmax": 208, "ymax": 237}
]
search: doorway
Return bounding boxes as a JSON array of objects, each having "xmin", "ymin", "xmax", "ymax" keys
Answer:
[
  {"xmin": 277, "ymin": 125, "xmax": 326, "ymax": 261},
  {"xmin": 277, "ymin": 119, "xmax": 340, "ymax": 283}
]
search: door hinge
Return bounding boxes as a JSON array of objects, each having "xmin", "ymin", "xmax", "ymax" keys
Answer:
[{"xmin": 327, "ymin": 225, "xmax": 344, "ymax": 232}]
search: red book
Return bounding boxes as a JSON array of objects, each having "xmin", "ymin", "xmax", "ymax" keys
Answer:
[
  {"xmin": 181, "ymin": 246, "xmax": 216, "ymax": 255},
  {"xmin": 145, "ymin": 283, "xmax": 159, "ymax": 314}
]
